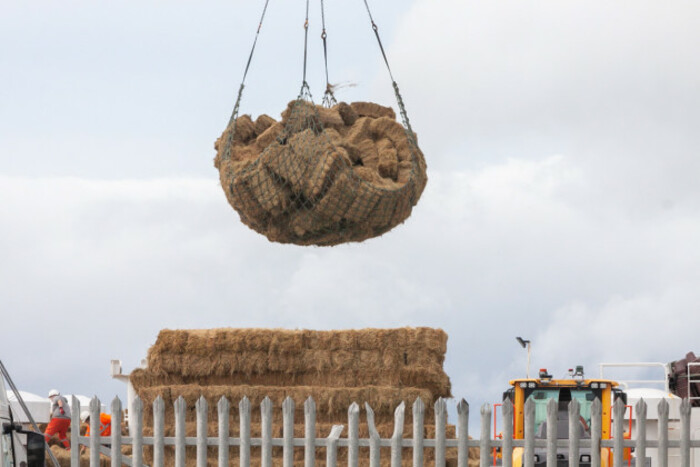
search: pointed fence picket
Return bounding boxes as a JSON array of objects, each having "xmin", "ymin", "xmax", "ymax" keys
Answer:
[{"xmin": 65, "ymin": 394, "xmax": 700, "ymax": 467}]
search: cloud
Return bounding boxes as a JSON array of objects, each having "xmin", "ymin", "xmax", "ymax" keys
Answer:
[
  {"xmin": 385, "ymin": 0, "xmax": 700, "ymax": 215},
  {"xmin": 2, "ymin": 138, "xmax": 698, "ymax": 408}
]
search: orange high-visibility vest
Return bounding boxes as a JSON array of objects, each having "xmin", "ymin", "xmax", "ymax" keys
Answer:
[{"xmin": 85, "ymin": 413, "xmax": 111, "ymax": 437}]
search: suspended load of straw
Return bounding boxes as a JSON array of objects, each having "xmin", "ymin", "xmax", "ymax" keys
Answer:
[{"xmin": 214, "ymin": 100, "xmax": 427, "ymax": 246}]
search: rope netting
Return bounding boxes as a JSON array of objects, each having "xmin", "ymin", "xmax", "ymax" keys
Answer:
[{"xmin": 214, "ymin": 1, "xmax": 426, "ymax": 246}]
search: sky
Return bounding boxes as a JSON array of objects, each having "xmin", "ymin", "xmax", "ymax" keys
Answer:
[{"xmin": 2, "ymin": 0, "xmax": 700, "ymax": 427}]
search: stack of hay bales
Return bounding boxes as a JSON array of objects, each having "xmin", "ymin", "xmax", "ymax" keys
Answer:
[
  {"xmin": 131, "ymin": 328, "xmax": 456, "ymax": 465},
  {"xmin": 214, "ymin": 100, "xmax": 427, "ymax": 246}
]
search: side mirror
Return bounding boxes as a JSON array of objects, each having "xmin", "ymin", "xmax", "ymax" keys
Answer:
[
  {"xmin": 23, "ymin": 431, "xmax": 46, "ymax": 467},
  {"xmin": 2, "ymin": 422, "xmax": 21, "ymax": 434}
]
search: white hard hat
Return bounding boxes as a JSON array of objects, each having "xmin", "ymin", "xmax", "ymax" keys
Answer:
[
  {"xmin": 80, "ymin": 411, "xmax": 90, "ymax": 423},
  {"xmin": 48, "ymin": 389, "xmax": 59, "ymax": 398}
]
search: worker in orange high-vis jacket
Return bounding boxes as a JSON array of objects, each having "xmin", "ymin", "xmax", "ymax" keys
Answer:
[
  {"xmin": 80, "ymin": 411, "xmax": 112, "ymax": 454},
  {"xmin": 45, "ymin": 389, "xmax": 71, "ymax": 449}
]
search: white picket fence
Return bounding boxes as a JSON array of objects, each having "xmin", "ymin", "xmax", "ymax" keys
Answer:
[{"xmin": 64, "ymin": 395, "xmax": 700, "ymax": 467}]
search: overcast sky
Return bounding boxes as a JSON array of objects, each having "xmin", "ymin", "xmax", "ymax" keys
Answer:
[{"xmin": 2, "ymin": 0, "xmax": 700, "ymax": 423}]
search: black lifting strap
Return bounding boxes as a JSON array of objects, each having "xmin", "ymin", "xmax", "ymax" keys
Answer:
[
  {"xmin": 301, "ymin": 0, "xmax": 311, "ymax": 93},
  {"xmin": 361, "ymin": 0, "xmax": 415, "ymax": 137},
  {"xmin": 320, "ymin": 0, "xmax": 337, "ymax": 107},
  {"xmin": 224, "ymin": 0, "xmax": 271, "ymax": 160}
]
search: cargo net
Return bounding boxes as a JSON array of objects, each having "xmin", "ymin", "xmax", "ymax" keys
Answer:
[{"xmin": 214, "ymin": 89, "xmax": 427, "ymax": 246}]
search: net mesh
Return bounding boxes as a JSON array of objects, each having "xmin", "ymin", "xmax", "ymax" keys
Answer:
[{"xmin": 214, "ymin": 89, "xmax": 427, "ymax": 246}]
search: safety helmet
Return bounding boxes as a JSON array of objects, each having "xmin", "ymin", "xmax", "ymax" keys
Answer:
[
  {"xmin": 80, "ymin": 411, "xmax": 90, "ymax": 423},
  {"xmin": 48, "ymin": 389, "xmax": 59, "ymax": 398}
]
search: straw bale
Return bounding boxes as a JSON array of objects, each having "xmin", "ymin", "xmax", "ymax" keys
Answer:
[
  {"xmin": 345, "ymin": 117, "xmax": 373, "ymax": 145},
  {"xmin": 396, "ymin": 160, "xmax": 414, "ymax": 185},
  {"xmin": 301, "ymin": 147, "xmax": 345, "ymax": 200},
  {"xmin": 239, "ymin": 165, "xmax": 291, "ymax": 216},
  {"xmin": 378, "ymin": 148, "xmax": 399, "ymax": 180},
  {"xmin": 316, "ymin": 106, "xmax": 344, "ymax": 129},
  {"xmin": 323, "ymin": 127, "xmax": 343, "ymax": 145},
  {"xmin": 256, "ymin": 121, "xmax": 284, "ymax": 148},
  {"xmin": 147, "ymin": 328, "xmax": 447, "ymax": 357},
  {"xmin": 229, "ymin": 166, "xmax": 268, "ymax": 226},
  {"xmin": 389, "ymin": 185, "xmax": 414, "ymax": 226},
  {"xmin": 138, "ymin": 348, "xmax": 448, "ymax": 384},
  {"xmin": 131, "ymin": 362, "xmax": 451, "ymax": 397},
  {"xmin": 254, "ymin": 114, "xmax": 276, "ymax": 135},
  {"xmin": 138, "ymin": 385, "xmax": 436, "ymax": 427},
  {"xmin": 289, "ymin": 209, "xmax": 333, "ymax": 237},
  {"xmin": 261, "ymin": 137, "xmax": 308, "ymax": 195},
  {"xmin": 233, "ymin": 114, "xmax": 257, "ymax": 144},
  {"xmin": 351, "ymin": 102, "xmax": 396, "ymax": 120},
  {"xmin": 311, "ymin": 171, "xmax": 359, "ymax": 223},
  {"xmin": 335, "ymin": 101, "xmax": 358, "ymax": 126},
  {"xmin": 281, "ymin": 100, "xmax": 322, "ymax": 134},
  {"xmin": 339, "ymin": 141, "xmax": 362, "ymax": 165}
]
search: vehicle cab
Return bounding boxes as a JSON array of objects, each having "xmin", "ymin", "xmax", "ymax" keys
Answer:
[
  {"xmin": 499, "ymin": 366, "xmax": 629, "ymax": 467},
  {"xmin": 1, "ymin": 375, "xmax": 45, "ymax": 467}
]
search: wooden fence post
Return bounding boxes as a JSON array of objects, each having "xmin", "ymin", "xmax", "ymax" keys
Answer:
[
  {"xmin": 239, "ymin": 397, "xmax": 251, "ymax": 467},
  {"xmin": 435, "ymin": 398, "xmax": 446, "ymax": 467},
  {"xmin": 261, "ymin": 396, "xmax": 273, "ymax": 467},
  {"xmin": 502, "ymin": 398, "xmax": 513, "ymax": 467},
  {"xmin": 413, "ymin": 398, "xmax": 425, "ymax": 467},
  {"xmin": 457, "ymin": 399, "xmax": 469, "ymax": 467},
  {"xmin": 71, "ymin": 395, "xmax": 80, "ymax": 467},
  {"xmin": 635, "ymin": 398, "xmax": 647, "ymax": 467},
  {"xmin": 590, "ymin": 398, "xmax": 602, "ymax": 467},
  {"xmin": 546, "ymin": 398, "xmax": 557, "ymax": 467},
  {"xmin": 305, "ymin": 397, "xmax": 316, "ymax": 467},
  {"xmin": 197, "ymin": 396, "xmax": 208, "ymax": 467},
  {"xmin": 681, "ymin": 398, "xmax": 691, "ymax": 467},
  {"xmin": 218, "ymin": 397, "xmax": 230, "ymax": 467},
  {"xmin": 111, "ymin": 397, "xmax": 122, "ymax": 467},
  {"xmin": 283, "ymin": 396, "xmax": 295, "ymax": 467},
  {"xmin": 391, "ymin": 401, "xmax": 405, "ymax": 467},
  {"xmin": 613, "ymin": 397, "xmax": 625, "ymax": 467},
  {"xmin": 174, "ymin": 396, "xmax": 186, "ymax": 467},
  {"xmin": 132, "ymin": 396, "xmax": 143, "ymax": 467},
  {"xmin": 365, "ymin": 403, "xmax": 381, "ymax": 467},
  {"xmin": 89, "ymin": 396, "xmax": 100, "ymax": 467},
  {"xmin": 658, "ymin": 398, "xmax": 669, "ymax": 467},
  {"xmin": 153, "ymin": 395, "xmax": 165, "ymax": 467},
  {"xmin": 523, "ymin": 398, "xmax": 535, "ymax": 467},
  {"xmin": 326, "ymin": 425, "xmax": 344, "ymax": 467},
  {"xmin": 479, "ymin": 403, "xmax": 491, "ymax": 467},
  {"xmin": 568, "ymin": 398, "xmax": 581, "ymax": 467},
  {"xmin": 348, "ymin": 402, "xmax": 360, "ymax": 467}
]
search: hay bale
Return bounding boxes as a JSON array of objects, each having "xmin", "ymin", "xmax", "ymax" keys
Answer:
[
  {"xmin": 351, "ymin": 102, "xmax": 396, "ymax": 120},
  {"xmin": 335, "ymin": 102, "xmax": 358, "ymax": 126},
  {"xmin": 233, "ymin": 114, "xmax": 257, "ymax": 144},
  {"xmin": 138, "ymin": 384, "xmax": 436, "ymax": 427},
  {"xmin": 256, "ymin": 122, "xmax": 284, "ymax": 148},
  {"xmin": 254, "ymin": 114, "xmax": 276, "ymax": 135}
]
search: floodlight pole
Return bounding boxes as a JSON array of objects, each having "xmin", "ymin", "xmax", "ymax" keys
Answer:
[{"xmin": 516, "ymin": 337, "xmax": 532, "ymax": 379}]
